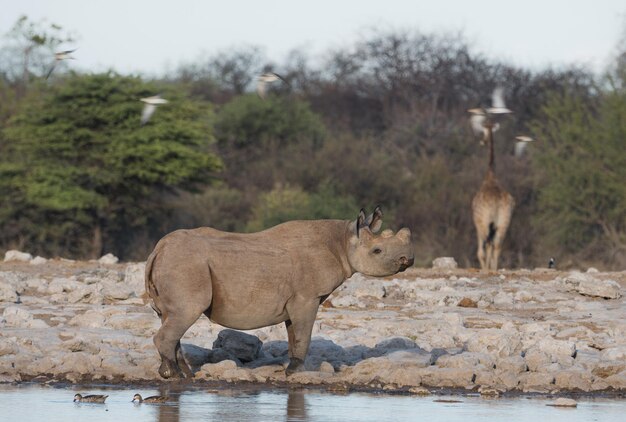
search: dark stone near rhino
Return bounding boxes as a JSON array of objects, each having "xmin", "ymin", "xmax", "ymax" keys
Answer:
[
  {"xmin": 213, "ymin": 329, "xmax": 262, "ymax": 363},
  {"xmin": 207, "ymin": 348, "xmax": 242, "ymax": 366},
  {"xmin": 181, "ymin": 343, "xmax": 211, "ymax": 367}
]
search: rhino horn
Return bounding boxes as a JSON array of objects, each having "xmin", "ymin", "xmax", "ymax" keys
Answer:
[
  {"xmin": 381, "ymin": 229, "xmax": 394, "ymax": 238},
  {"xmin": 396, "ymin": 227, "xmax": 411, "ymax": 242}
]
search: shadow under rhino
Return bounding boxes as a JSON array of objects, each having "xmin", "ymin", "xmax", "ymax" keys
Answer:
[{"xmin": 181, "ymin": 331, "xmax": 433, "ymax": 375}]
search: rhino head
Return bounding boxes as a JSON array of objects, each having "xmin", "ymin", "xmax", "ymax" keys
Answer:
[{"xmin": 347, "ymin": 206, "xmax": 414, "ymax": 277}]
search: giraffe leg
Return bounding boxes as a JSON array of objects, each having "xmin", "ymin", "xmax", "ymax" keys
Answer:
[
  {"xmin": 478, "ymin": 239, "xmax": 487, "ymax": 270},
  {"xmin": 485, "ymin": 242, "xmax": 495, "ymax": 271},
  {"xmin": 475, "ymin": 225, "xmax": 488, "ymax": 270}
]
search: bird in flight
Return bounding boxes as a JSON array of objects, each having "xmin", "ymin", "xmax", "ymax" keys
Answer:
[
  {"xmin": 256, "ymin": 72, "xmax": 287, "ymax": 99},
  {"xmin": 45, "ymin": 48, "xmax": 77, "ymax": 79},
  {"xmin": 488, "ymin": 87, "xmax": 512, "ymax": 114},
  {"xmin": 140, "ymin": 95, "xmax": 169, "ymax": 126},
  {"xmin": 468, "ymin": 86, "xmax": 512, "ymax": 144},
  {"xmin": 514, "ymin": 136, "xmax": 536, "ymax": 157}
]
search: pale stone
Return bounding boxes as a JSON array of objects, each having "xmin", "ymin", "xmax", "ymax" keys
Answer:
[
  {"xmin": 519, "ymin": 372, "xmax": 555, "ymax": 392},
  {"xmin": 123, "ymin": 262, "xmax": 146, "ymax": 297},
  {"xmin": 577, "ymin": 277, "xmax": 621, "ymax": 299},
  {"xmin": 536, "ymin": 337, "xmax": 576, "ymax": 363},
  {"xmin": 466, "ymin": 329, "xmax": 521, "ymax": 358},
  {"xmin": 98, "ymin": 253, "xmax": 119, "ymax": 265},
  {"xmin": 0, "ymin": 283, "xmax": 18, "ymax": 302},
  {"xmin": 525, "ymin": 349, "xmax": 551, "ymax": 372},
  {"xmin": 591, "ymin": 361, "xmax": 626, "ymax": 378},
  {"xmin": 29, "ymin": 256, "xmax": 47, "ymax": 265},
  {"xmin": 432, "ymin": 257, "xmax": 458, "ymax": 269},
  {"xmin": 496, "ymin": 356, "xmax": 527, "ymax": 374},
  {"xmin": 3, "ymin": 250, "xmax": 32, "ymax": 262},
  {"xmin": 601, "ymin": 345, "xmax": 626, "ymax": 361},
  {"xmin": 547, "ymin": 398, "xmax": 577, "ymax": 407},
  {"xmin": 554, "ymin": 369, "xmax": 592, "ymax": 391},
  {"xmin": 319, "ymin": 361, "xmax": 335, "ymax": 373},
  {"xmin": 197, "ymin": 360, "xmax": 238, "ymax": 379},
  {"xmin": 69, "ymin": 310, "xmax": 106, "ymax": 328}
]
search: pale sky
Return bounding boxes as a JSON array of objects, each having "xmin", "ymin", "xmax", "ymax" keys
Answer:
[{"xmin": 1, "ymin": 0, "xmax": 624, "ymax": 75}]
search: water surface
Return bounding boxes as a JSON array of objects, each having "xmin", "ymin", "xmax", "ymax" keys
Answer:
[{"xmin": 0, "ymin": 384, "xmax": 623, "ymax": 422}]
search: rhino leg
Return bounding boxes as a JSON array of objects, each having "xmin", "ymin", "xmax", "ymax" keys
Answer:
[
  {"xmin": 176, "ymin": 341, "xmax": 194, "ymax": 378},
  {"xmin": 154, "ymin": 306, "xmax": 208, "ymax": 379},
  {"xmin": 284, "ymin": 300, "xmax": 319, "ymax": 375}
]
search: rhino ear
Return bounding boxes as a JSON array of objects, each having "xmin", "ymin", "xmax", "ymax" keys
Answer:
[
  {"xmin": 367, "ymin": 205, "xmax": 383, "ymax": 233},
  {"xmin": 356, "ymin": 208, "xmax": 367, "ymax": 238}
]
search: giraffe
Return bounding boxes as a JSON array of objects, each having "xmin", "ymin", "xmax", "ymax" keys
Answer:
[{"xmin": 472, "ymin": 122, "xmax": 515, "ymax": 270}]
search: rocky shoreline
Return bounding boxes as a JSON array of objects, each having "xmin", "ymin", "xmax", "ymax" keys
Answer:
[{"xmin": 1, "ymin": 256, "xmax": 625, "ymax": 396}]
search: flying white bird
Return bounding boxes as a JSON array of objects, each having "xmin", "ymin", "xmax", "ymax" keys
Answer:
[
  {"xmin": 140, "ymin": 95, "xmax": 168, "ymax": 126},
  {"xmin": 467, "ymin": 86, "xmax": 512, "ymax": 143},
  {"xmin": 256, "ymin": 72, "xmax": 287, "ymax": 99},
  {"xmin": 488, "ymin": 87, "xmax": 512, "ymax": 114},
  {"xmin": 468, "ymin": 109, "xmax": 499, "ymax": 145},
  {"xmin": 514, "ymin": 135, "xmax": 536, "ymax": 157},
  {"xmin": 45, "ymin": 48, "xmax": 78, "ymax": 80}
]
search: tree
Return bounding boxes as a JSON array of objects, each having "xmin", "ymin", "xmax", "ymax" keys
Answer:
[
  {"xmin": 0, "ymin": 72, "xmax": 221, "ymax": 259},
  {"xmin": 531, "ymin": 89, "xmax": 626, "ymax": 267},
  {"xmin": 0, "ymin": 15, "xmax": 76, "ymax": 88},
  {"xmin": 246, "ymin": 184, "xmax": 359, "ymax": 232},
  {"xmin": 214, "ymin": 95, "xmax": 325, "ymax": 190}
]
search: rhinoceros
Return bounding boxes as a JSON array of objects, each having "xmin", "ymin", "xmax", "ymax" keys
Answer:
[{"xmin": 145, "ymin": 206, "xmax": 414, "ymax": 379}]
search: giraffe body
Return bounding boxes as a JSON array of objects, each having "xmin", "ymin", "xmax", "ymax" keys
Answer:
[{"xmin": 472, "ymin": 169, "xmax": 514, "ymax": 270}]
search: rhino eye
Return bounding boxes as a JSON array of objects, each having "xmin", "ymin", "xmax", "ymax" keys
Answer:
[{"xmin": 372, "ymin": 247, "xmax": 382, "ymax": 255}]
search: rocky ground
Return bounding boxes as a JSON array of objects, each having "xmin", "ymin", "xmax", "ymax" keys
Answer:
[{"xmin": 1, "ymin": 252, "xmax": 625, "ymax": 396}]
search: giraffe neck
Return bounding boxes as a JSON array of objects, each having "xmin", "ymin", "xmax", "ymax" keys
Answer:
[{"xmin": 488, "ymin": 125, "xmax": 495, "ymax": 171}]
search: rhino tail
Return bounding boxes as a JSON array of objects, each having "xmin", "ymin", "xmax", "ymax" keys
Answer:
[{"xmin": 145, "ymin": 246, "xmax": 163, "ymax": 318}]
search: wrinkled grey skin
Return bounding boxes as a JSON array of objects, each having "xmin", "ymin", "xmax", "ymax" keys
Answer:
[{"xmin": 145, "ymin": 207, "xmax": 414, "ymax": 379}]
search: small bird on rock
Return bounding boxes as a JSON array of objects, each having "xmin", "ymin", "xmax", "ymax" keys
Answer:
[
  {"xmin": 132, "ymin": 393, "xmax": 169, "ymax": 403},
  {"xmin": 548, "ymin": 257, "xmax": 556, "ymax": 269},
  {"xmin": 73, "ymin": 393, "xmax": 108, "ymax": 403}
]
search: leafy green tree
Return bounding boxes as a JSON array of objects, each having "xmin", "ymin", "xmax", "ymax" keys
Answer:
[
  {"xmin": 246, "ymin": 184, "xmax": 359, "ymax": 232},
  {"xmin": 0, "ymin": 72, "xmax": 221, "ymax": 258},
  {"xmin": 531, "ymin": 89, "xmax": 626, "ymax": 267},
  {"xmin": 215, "ymin": 95, "xmax": 325, "ymax": 149}
]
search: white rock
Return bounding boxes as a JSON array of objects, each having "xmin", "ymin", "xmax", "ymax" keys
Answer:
[
  {"xmin": 466, "ymin": 329, "xmax": 521, "ymax": 358},
  {"xmin": 47, "ymin": 277, "xmax": 80, "ymax": 294},
  {"xmin": 330, "ymin": 295, "xmax": 359, "ymax": 308},
  {"xmin": 29, "ymin": 256, "xmax": 47, "ymax": 265},
  {"xmin": 577, "ymin": 278, "xmax": 621, "ymax": 299},
  {"xmin": 0, "ymin": 283, "xmax": 18, "ymax": 302},
  {"xmin": 601, "ymin": 346, "xmax": 626, "ymax": 361},
  {"xmin": 98, "ymin": 253, "xmax": 119, "ymax": 265},
  {"xmin": 547, "ymin": 398, "xmax": 577, "ymax": 407},
  {"xmin": 69, "ymin": 309, "xmax": 106, "ymax": 328},
  {"xmin": 514, "ymin": 290, "xmax": 533, "ymax": 302},
  {"xmin": 493, "ymin": 292, "xmax": 513, "ymax": 307},
  {"xmin": 536, "ymin": 337, "xmax": 576, "ymax": 363},
  {"xmin": 124, "ymin": 262, "xmax": 146, "ymax": 297},
  {"xmin": 102, "ymin": 282, "xmax": 133, "ymax": 301},
  {"xmin": 3, "ymin": 250, "xmax": 32, "ymax": 262},
  {"xmin": 432, "ymin": 257, "xmax": 458, "ymax": 269},
  {"xmin": 586, "ymin": 267, "xmax": 599, "ymax": 273},
  {"xmin": 1, "ymin": 306, "xmax": 48, "ymax": 328}
]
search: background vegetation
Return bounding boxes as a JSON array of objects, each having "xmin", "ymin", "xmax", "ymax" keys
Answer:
[{"xmin": 1, "ymin": 17, "xmax": 625, "ymax": 269}]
